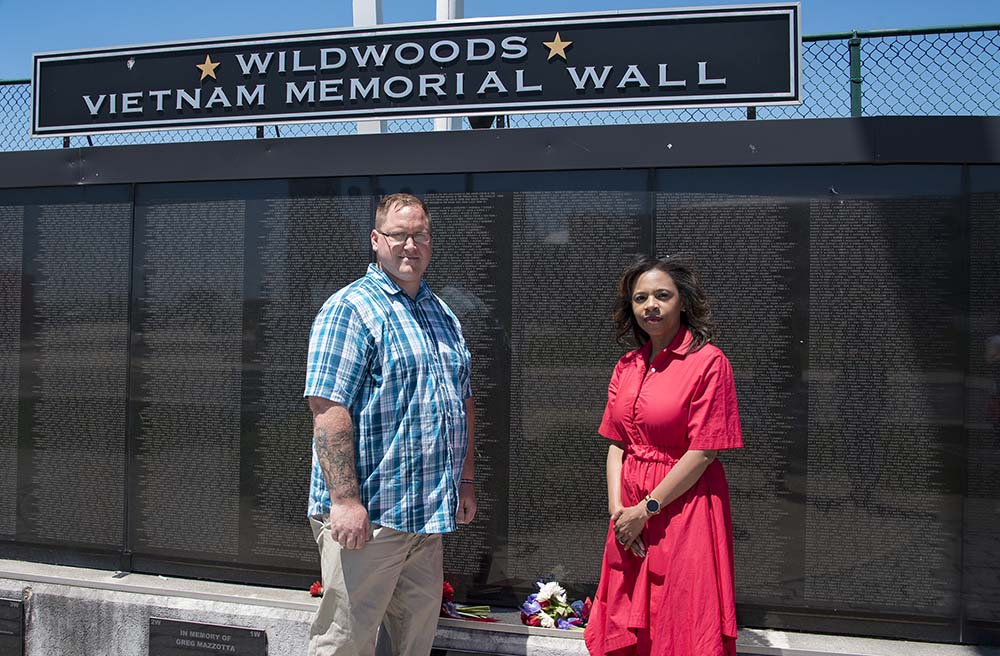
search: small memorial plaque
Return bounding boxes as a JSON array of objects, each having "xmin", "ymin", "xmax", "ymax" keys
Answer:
[
  {"xmin": 149, "ymin": 618, "xmax": 267, "ymax": 656},
  {"xmin": 0, "ymin": 599, "xmax": 23, "ymax": 656}
]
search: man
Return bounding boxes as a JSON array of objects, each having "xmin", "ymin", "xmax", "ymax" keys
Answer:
[{"xmin": 304, "ymin": 193, "xmax": 476, "ymax": 656}]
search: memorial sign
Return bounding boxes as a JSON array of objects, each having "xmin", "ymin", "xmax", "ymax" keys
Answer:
[
  {"xmin": 32, "ymin": 3, "xmax": 800, "ymax": 136},
  {"xmin": 149, "ymin": 618, "xmax": 267, "ymax": 656}
]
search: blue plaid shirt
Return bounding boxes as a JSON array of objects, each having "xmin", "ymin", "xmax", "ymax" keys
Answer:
[{"xmin": 304, "ymin": 264, "xmax": 472, "ymax": 534}]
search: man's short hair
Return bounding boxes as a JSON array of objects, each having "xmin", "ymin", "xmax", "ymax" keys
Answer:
[{"xmin": 375, "ymin": 193, "xmax": 431, "ymax": 229}]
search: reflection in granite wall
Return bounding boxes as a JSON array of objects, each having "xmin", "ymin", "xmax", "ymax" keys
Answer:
[
  {"xmin": 423, "ymin": 191, "xmax": 513, "ymax": 600},
  {"xmin": 655, "ymin": 189, "xmax": 808, "ymax": 607},
  {"xmin": 966, "ymin": 168, "xmax": 1000, "ymax": 623},
  {"xmin": 506, "ymin": 190, "xmax": 646, "ymax": 597},
  {"xmin": 241, "ymin": 185, "xmax": 372, "ymax": 570},
  {"xmin": 131, "ymin": 181, "xmax": 373, "ymax": 572},
  {"xmin": 131, "ymin": 189, "xmax": 245, "ymax": 558},
  {"xmin": 0, "ymin": 200, "xmax": 22, "ymax": 541},
  {"xmin": 16, "ymin": 188, "xmax": 131, "ymax": 549},
  {"xmin": 0, "ymin": 164, "xmax": 997, "ymax": 643},
  {"xmin": 805, "ymin": 192, "xmax": 964, "ymax": 616}
]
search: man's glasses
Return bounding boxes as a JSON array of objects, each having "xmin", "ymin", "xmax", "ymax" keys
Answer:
[{"xmin": 377, "ymin": 230, "xmax": 431, "ymax": 246}]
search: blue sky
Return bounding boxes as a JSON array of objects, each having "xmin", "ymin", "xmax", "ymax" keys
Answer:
[{"xmin": 1, "ymin": 0, "xmax": 997, "ymax": 80}]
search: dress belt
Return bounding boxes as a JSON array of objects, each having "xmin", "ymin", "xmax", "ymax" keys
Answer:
[{"xmin": 626, "ymin": 449, "xmax": 680, "ymax": 465}]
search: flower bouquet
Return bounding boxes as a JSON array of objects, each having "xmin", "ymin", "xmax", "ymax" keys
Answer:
[
  {"xmin": 520, "ymin": 579, "xmax": 591, "ymax": 630},
  {"xmin": 440, "ymin": 581, "xmax": 499, "ymax": 622}
]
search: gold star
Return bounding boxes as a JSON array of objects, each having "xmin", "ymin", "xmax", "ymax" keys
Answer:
[
  {"xmin": 543, "ymin": 32, "xmax": 573, "ymax": 61},
  {"xmin": 196, "ymin": 54, "xmax": 220, "ymax": 81}
]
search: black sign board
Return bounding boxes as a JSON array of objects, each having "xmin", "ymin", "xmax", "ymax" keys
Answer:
[
  {"xmin": 149, "ymin": 618, "xmax": 267, "ymax": 656},
  {"xmin": 32, "ymin": 3, "xmax": 800, "ymax": 136},
  {"xmin": 0, "ymin": 599, "xmax": 23, "ymax": 656}
]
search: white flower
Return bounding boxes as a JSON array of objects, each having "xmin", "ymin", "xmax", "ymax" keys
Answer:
[
  {"xmin": 535, "ymin": 581, "xmax": 566, "ymax": 604},
  {"xmin": 538, "ymin": 611, "xmax": 555, "ymax": 629}
]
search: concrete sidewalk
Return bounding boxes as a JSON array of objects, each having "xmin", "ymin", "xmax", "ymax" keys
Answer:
[{"xmin": 0, "ymin": 559, "xmax": 996, "ymax": 656}]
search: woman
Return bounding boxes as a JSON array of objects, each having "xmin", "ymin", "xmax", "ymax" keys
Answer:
[{"xmin": 585, "ymin": 255, "xmax": 742, "ymax": 656}]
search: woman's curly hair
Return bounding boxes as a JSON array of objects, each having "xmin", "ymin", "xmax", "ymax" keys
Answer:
[{"xmin": 612, "ymin": 254, "xmax": 715, "ymax": 354}]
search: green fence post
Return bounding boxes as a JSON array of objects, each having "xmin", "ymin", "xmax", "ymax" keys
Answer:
[{"xmin": 849, "ymin": 30, "xmax": 863, "ymax": 117}]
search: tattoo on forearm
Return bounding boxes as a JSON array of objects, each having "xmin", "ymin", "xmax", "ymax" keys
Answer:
[{"xmin": 315, "ymin": 425, "xmax": 360, "ymax": 500}]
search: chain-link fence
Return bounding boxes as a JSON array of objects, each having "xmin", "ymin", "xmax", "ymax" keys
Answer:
[{"xmin": 2, "ymin": 24, "xmax": 998, "ymax": 152}]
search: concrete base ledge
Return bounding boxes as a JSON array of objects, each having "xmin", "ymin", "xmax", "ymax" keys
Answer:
[{"xmin": 0, "ymin": 559, "xmax": 997, "ymax": 656}]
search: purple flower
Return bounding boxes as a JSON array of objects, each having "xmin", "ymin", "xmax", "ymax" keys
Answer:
[
  {"xmin": 557, "ymin": 619, "xmax": 573, "ymax": 630},
  {"xmin": 521, "ymin": 599, "xmax": 541, "ymax": 615},
  {"xmin": 571, "ymin": 600, "xmax": 584, "ymax": 614}
]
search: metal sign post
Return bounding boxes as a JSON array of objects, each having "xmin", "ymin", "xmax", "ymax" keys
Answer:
[
  {"xmin": 353, "ymin": 0, "xmax": 385, "ymax": 134},
  {"xmin": 434, "ymin": 0, "xmax": 465, "ymax": 131}
]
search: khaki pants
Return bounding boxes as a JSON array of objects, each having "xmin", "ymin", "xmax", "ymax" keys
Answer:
[{"xmin": 308, "ymin": 515, "xmax": 444, "ymax": 656}]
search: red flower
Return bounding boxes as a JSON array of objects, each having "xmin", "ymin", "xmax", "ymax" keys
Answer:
[
  {"xmin": 442, "ymin": 581, "xmax": 455, "ymax": 602},
  {"xmin": 309, "ymin": 580, "xmax": 323, "ymax": 597},
  {"xmin": 520, "ymin": 612, "xmax": 542, "ymax": 627},
  {"xmin": 582, "ymin": 597, "xmax": 592, "ymax": 621}
]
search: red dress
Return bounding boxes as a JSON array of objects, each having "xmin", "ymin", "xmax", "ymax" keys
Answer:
[{"xmin": 584, "ymin": 326, "xmax": 742, "ymax": 656}]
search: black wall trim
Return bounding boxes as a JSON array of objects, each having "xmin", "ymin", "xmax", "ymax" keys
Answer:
[{"xmin": 4, "ymin": 116, "xmax": 1000, "ymax": 189}]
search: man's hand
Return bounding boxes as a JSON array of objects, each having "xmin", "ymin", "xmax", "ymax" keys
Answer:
[
  {"xmin": 329, "ymin": 499, "xmax": 371, "ymax": 550},
  {"xmin": 457, "ymin": 482, "xmax": 477, "ymax": 525}
]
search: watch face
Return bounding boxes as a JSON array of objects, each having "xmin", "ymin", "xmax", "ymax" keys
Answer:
[{"xmin": 646, "ymin": 498, "xmax": 660, "ymax": 514}]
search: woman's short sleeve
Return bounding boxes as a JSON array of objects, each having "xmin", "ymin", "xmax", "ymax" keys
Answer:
[
  {"xmin": 687, "ymin": 353, "xmax": 743, "ymax": 451},
  {"xmin": 598, "ymin": 359, "xmax": 627, "ymax": 442}
]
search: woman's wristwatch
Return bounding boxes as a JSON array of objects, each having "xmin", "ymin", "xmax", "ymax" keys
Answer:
[{"xmin": 644, "ymin": 494, "xmax": 662, "ymax": 515}]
